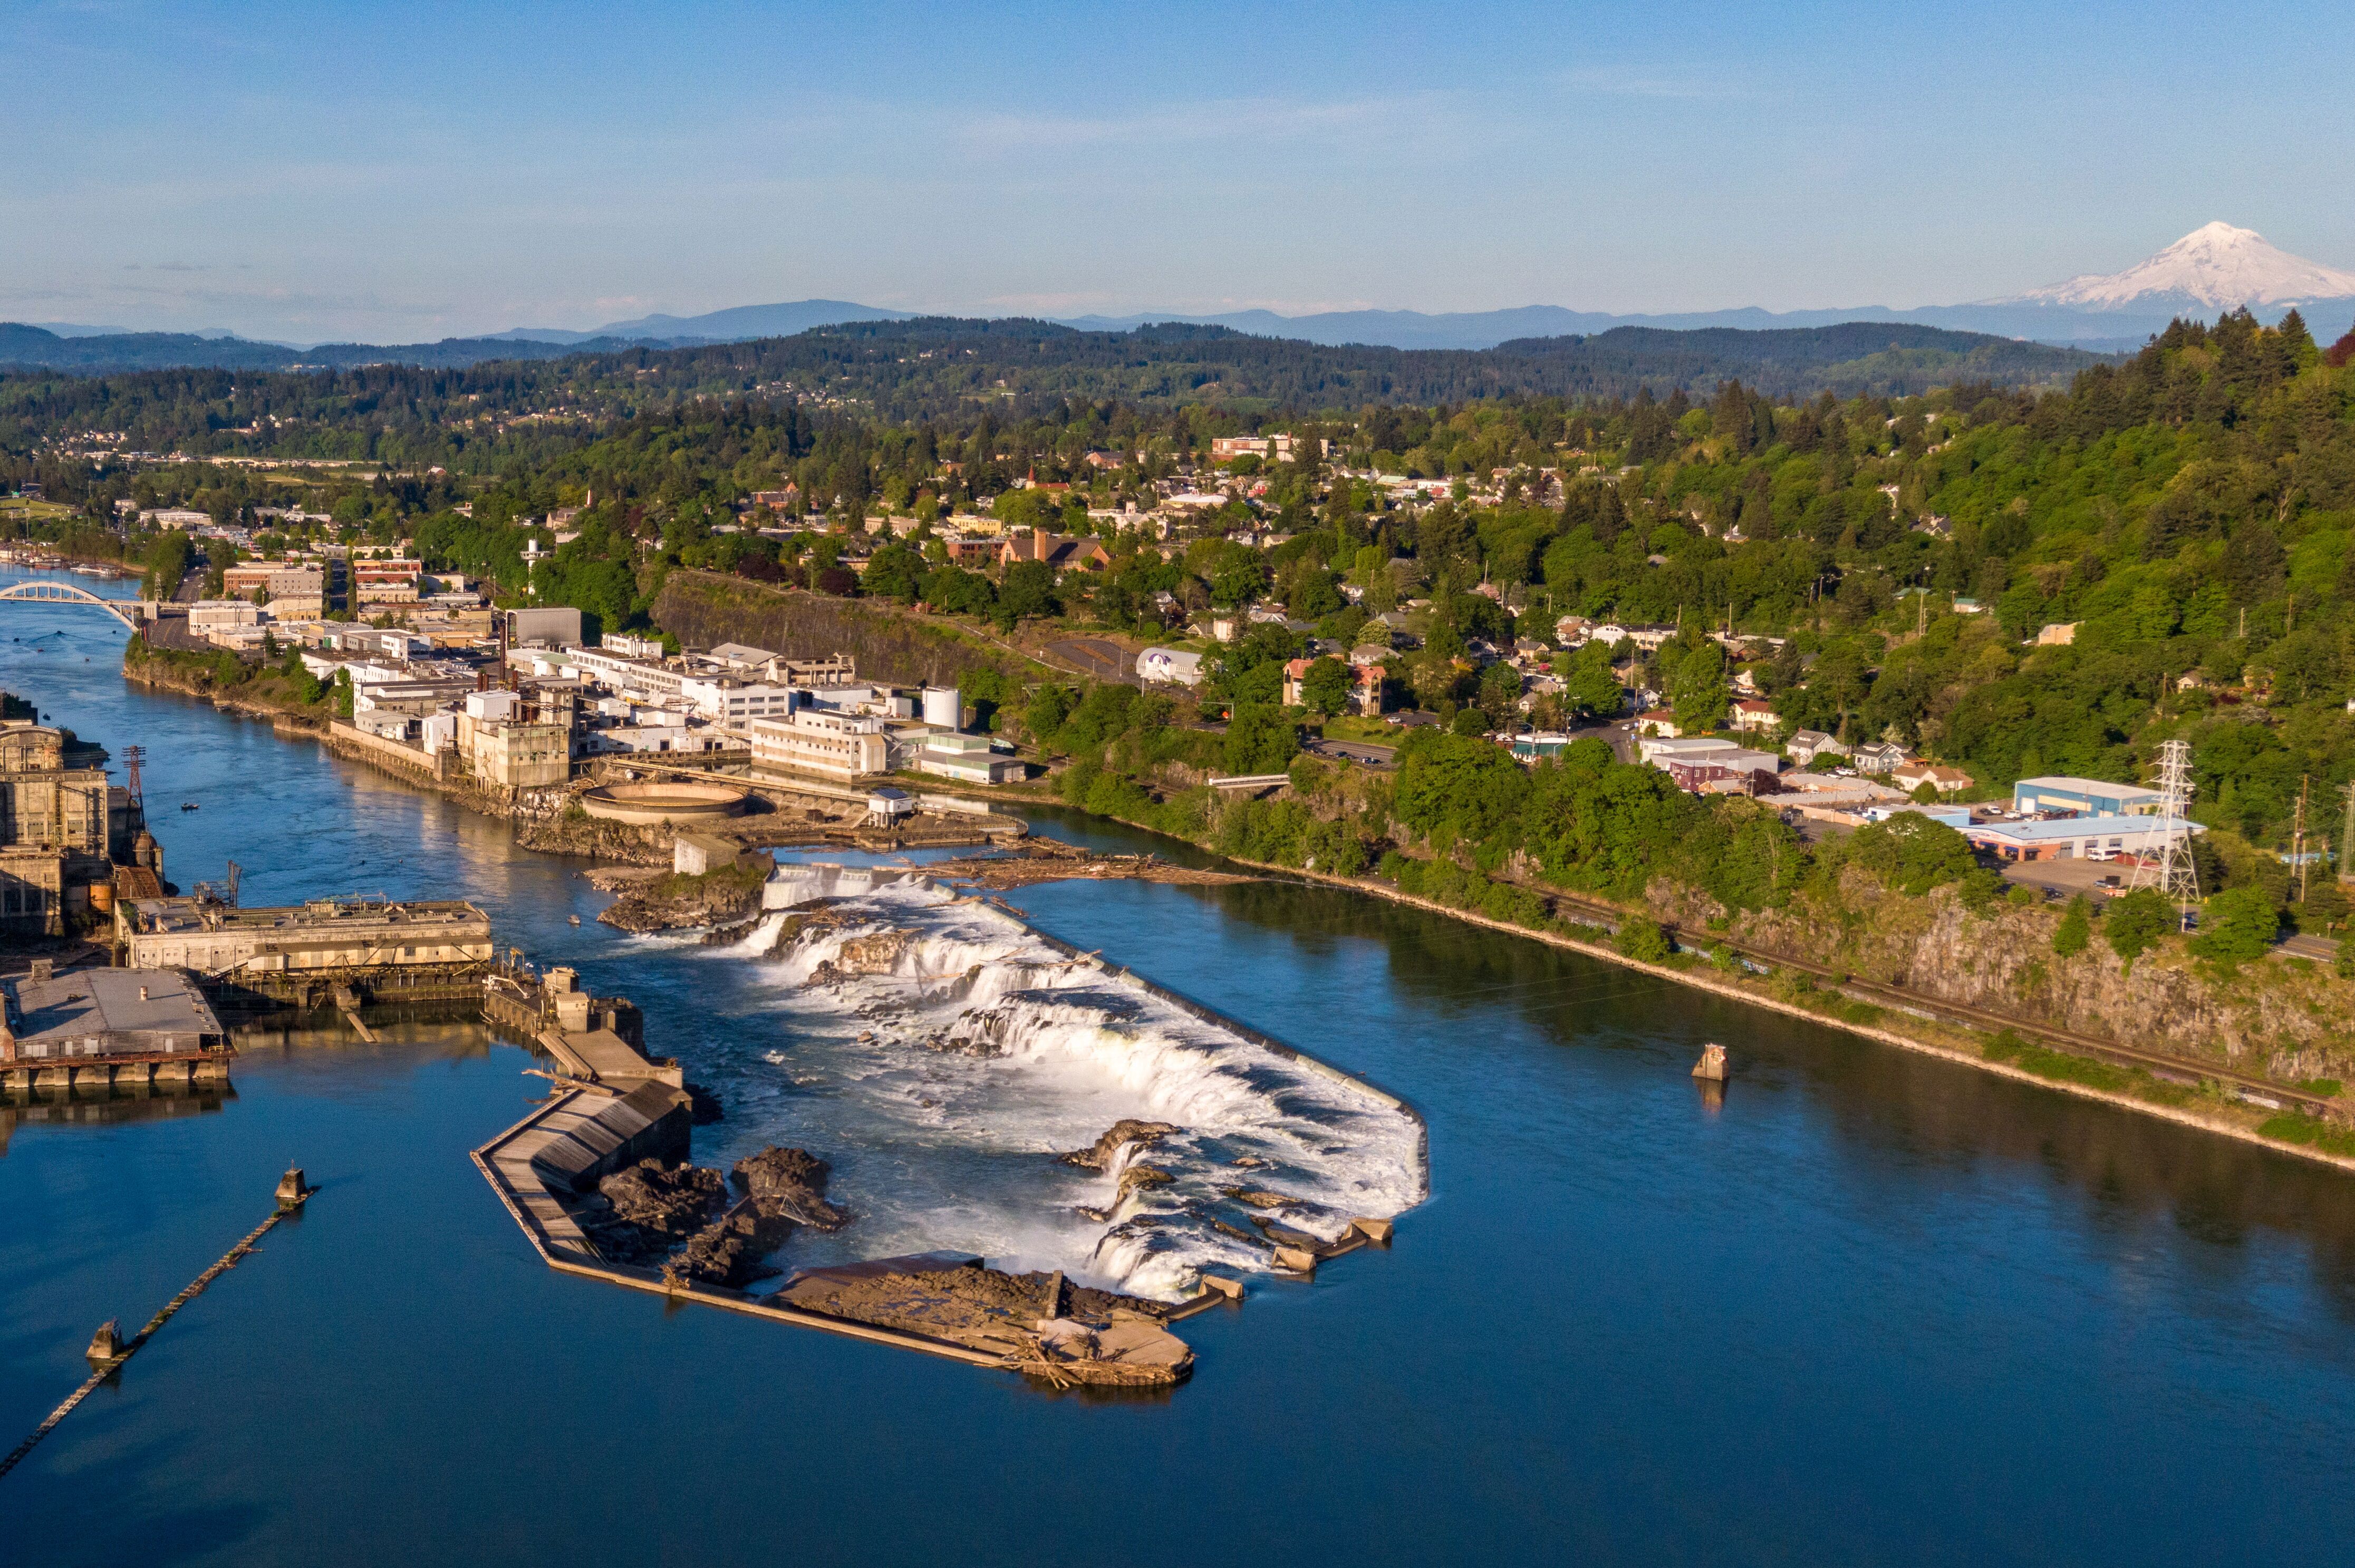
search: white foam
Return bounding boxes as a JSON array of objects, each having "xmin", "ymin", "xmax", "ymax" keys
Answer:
[{"xmin": 705, "ymin": 865, "xmax": 1423, "ymax": 1298}]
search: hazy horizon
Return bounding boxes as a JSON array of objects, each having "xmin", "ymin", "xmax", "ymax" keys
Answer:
[{"xmin": 10, "ymin": 0, "xmax": 2354, "ymax": 343}]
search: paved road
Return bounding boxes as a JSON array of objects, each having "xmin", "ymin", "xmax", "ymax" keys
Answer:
[
  {"xmin": 1043, "ymin": 637, "xmax": 1137, "ymax": 685},
  {"xmin": 1568, "ymin": 719, "xmax": 1639, "ymax": 763},
  {"xmin": 2280, "ymin": 932, "xmax": 2342, "ymax": 963},
  {"xmin": 1997, "ymin": 859, "xmax": 2127, "ymax": 899},
  {"xmin": 1307, "ymin": 738, "xmax": 1396, "ymax": 768}
]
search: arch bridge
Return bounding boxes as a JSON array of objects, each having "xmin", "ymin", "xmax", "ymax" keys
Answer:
[{"xmin": 0, "ymin": 581, "xmax": 156, "ymax": 630}]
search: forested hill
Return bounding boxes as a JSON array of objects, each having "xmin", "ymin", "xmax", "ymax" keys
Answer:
[
  {"xmin": 1490, "ymin": 323, "xmax": 2103, "ymax": 399},
  {"xmin": 0, "ymin": 316, "xmax": 2109, "ymax": 457}
]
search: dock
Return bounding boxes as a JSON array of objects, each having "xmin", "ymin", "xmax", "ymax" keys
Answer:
[{"xmin": 481, "ymin": 962, "xmax": 682, "ymax": 1089}]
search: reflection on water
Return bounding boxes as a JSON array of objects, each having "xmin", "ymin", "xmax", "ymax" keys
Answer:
[
  {"xmin": 1024, "ymin": 807, "xmax": 2355, "ymax": 1319},
  {"xmin": 0, "ymin": 1086, "xmax": 230, "ymax": 1155}
]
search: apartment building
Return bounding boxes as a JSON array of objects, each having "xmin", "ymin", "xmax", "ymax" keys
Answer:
[
  {"xmin": 222, "ymin": 558, "xmax": 330, "ymax": 616},
  {"xmin": 748, "ymin": 709, "xmax": 889, "ymax": 781}
]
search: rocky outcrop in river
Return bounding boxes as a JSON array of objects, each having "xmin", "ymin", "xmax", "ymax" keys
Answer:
[
  {"xmin": 732, "ymin": 1146, "xmax": 850, "ymax": 1231},
  {"xmin": 590, "ymin": 1158, "xmax": 728, "ymax": 1263},
  {"xmin": 1059, "ymin": 1119, "xmax": 1180, "ymax": 1172},
  {"xmin": 590, "ymin": 1146, "xmax": 850, "ymax": 1288},
  {"xmin": 597, "ymin": 860, "xmax": 773, "ymax": 933}
]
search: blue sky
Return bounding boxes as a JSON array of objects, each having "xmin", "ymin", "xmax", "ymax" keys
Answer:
[{"xmin": 8, "ymin": 0, "xmax": 2353, "ymax": 341}]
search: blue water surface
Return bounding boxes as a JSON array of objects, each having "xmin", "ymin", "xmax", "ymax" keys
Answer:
[{"xmin": 2, "ymin": 573, "xmax": 2352, "ymax": 1566}]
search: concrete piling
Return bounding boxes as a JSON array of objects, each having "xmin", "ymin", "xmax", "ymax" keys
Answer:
[{"xmin": 84, "ymin": 1321, "xmax": 121, "ymax": 1362}]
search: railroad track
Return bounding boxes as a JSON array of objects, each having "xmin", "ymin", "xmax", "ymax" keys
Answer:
[{"xmin": 1532, "ymin": 886, "xmax": 2335, "ymax": 1117}]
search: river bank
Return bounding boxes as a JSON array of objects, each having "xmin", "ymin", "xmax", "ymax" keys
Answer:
[
  {"xmin": 113, "ymin": 627, "xmax": 2355, "ymax": 1172},
  {"xmin": 960, "ymin": 789, "xmax": 2355, "ymax": 1177}
]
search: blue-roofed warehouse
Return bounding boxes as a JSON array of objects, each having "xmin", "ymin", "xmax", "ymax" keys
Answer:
[
  {"xmin": 2010, "ymin": 776, "xmax": 2164, "ymax": 818},
  {"xmin": 1965, "ymin": 816, "xmax": 2200, "ymax": 862}
]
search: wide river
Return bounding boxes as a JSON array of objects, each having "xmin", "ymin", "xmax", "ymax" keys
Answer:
[{"xmin": 3, "ymin": 569, "xmax": 2354, "ymax": 1565}]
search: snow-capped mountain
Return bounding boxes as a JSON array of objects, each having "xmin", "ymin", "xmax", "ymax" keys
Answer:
[{"xmin": 1993, "ymin": 222, "xmax": 2355, "ymax": 314}]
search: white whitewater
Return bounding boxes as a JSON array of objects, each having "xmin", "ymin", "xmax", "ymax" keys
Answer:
[{"xmin": 679, "ymin": 862, "xmax": 1425, "ymax": 1300}]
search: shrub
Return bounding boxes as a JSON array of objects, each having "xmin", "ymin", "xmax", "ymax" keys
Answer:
[
  {"xmin": 1615, "ymin": 918, "xmax": 1673, "ymax": 963},
  {"xmin": 2052, "ymin": 895, "xmax": 2091, "ymax": 957},
  {"xmin": 1846, "ymin": 812, "xmax": 1978, "ymax": 895},
  {"xmin": 2190, "ymin": 886, "xmax": 2282, "ymax": 968},
  {"xmin": 2105, "ymin": 887, "xmax": 2177, "ymax": 969},
  {"xmin": 2259, "ymin": 1114, "xmax": 2355, "ymax": 1158}
]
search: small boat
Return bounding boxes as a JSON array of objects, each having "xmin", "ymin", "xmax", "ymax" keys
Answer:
[
  {"xmin": 180, "ymin": 801, "xmax": 200, "ymax": 811},
  {"xmin": 567, "ymin": 914, "xmax": 581, "ymax": 926}
]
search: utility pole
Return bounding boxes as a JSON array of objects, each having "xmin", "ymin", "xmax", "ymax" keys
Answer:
[
  {"xmin": 2341, "ymin": 781, "xmax": 2355, "ymax": 887},
  {"xmin": 2292, "ymin": 775, "xmax": 2311, "ymax": 905}
]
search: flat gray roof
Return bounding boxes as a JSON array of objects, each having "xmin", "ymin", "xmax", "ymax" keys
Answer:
[
  {"xmin": 6, "ymin": 966, "xmax": 223, "ymax": 1046},
  {"xmin": 1966, "ymin": 817, "xmax": 2201, "ymax": 843}
]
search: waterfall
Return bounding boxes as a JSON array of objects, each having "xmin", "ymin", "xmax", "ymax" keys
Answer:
[{"xmin": 698, "ymin": 863, "xmax": 1424, "ymax": 1299}]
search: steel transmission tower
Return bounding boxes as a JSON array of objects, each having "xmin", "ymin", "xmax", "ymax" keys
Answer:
[{"xmin": 2128, "ymin": 738, "xmax": 2200, "ymax": 926}]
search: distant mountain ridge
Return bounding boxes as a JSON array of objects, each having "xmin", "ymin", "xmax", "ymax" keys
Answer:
[
  {"xmin": 496, "ymin": 298, "xmax": 911, "ymax": 345},
  {"xmin": 19, "ymin": 225, "xmax": 2354, "ymax": 370},
  {"xmin": 0, "ymin": 322, "xmax": 686, "ymax": 372}
]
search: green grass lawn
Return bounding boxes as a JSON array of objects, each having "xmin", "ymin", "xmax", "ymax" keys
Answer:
[{"xmin": 1315, "ymin": 714, "xmax": 1402, "ymax": 744}]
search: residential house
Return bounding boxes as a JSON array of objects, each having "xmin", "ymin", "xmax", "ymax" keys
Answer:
[
  {"xmin": 1891, "ymin": 761, "xmax": 1974, "ymax": 795},
  {"xmin": 1730, "ymin": 699, "xmax": 1780, "ymax": 734},
  {"xmin": 1785, "ymin": 730, "xmax": 1847, "ymax": 768},
  {"xmin": 999, "ymin": 530, "xmax": 1109, "ymax": 572},
  {"xmin": 1851, "ymin": 742, "xmax": 1908, "ymax": 775}
]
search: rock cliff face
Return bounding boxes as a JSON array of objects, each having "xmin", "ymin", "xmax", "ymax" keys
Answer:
[
  {"xmin": 652, "ymin": 569, "xmax": 1032, "ymax": 688},
  {"xmin": 519, "ymin": 810, "xmax": 675, "ymax": 864},
  {"xmin": 1669, "ymin": 870, "xmax": 2355, "ymax": 1081},
  {"xmin": 597, "ymin": 864, "xmax": 770, "ymax": 931}
]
